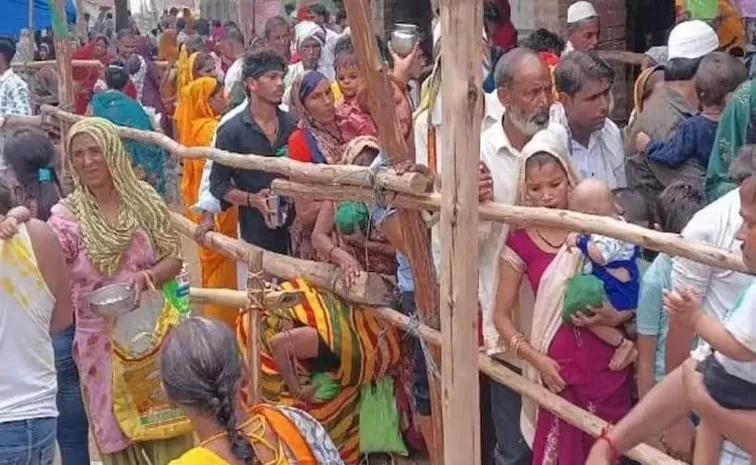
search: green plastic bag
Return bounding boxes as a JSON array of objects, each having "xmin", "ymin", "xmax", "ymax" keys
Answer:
[
  {"xmin": 358, "ymin": 377, "xmax": 408, "ymax": 455},
  {"xmin": 562, "ymin": 274, "xmax": 602, "ymax": 323},
  {"xmin": 311, "ymin": 372, "xmax": 341, "ymax": 402},
  {"xmin": 334, "ymin": 201, "xmax": 369, "ymax": 235}
]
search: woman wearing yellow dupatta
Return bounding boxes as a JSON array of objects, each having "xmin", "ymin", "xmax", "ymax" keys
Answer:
[
  {"xmin": 162, "ymin": 317, "xmax": 344, "ymax": 465},
  {"xmin": 174, "ymin": 77, "xmax": 239, "ymax": 328},
  {"xmin": 492, "ymin": 129, "xmax": 634, "ymax": 465}
]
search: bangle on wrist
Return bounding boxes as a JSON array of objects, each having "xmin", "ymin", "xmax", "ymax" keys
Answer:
[
  {"xmin": 508, "ymin": 334, "xmax": 526, "ymax": 357},
  {"xmin": 246, "ymin": 193, "xmax": 253, "ymax": 207}
]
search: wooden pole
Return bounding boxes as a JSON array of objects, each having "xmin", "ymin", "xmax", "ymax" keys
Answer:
[
  {"xmin": 12, "ymin": 59, "xmax": 171, "ymax": 69},
  {"xmin": 33, "ymin": 105, "xmax": 430, "ymax": 195},
  {"xmin": 51, "ymin": 0, "xmax": 74, "ymax": 112},
  {"xmin": 170, "ymin": 213, "xmax": 397, "ymax": 306},
  {"xmin": 437, "ymin": 0, "xmax": 482, "ymax": 463},
  {"xmin": 28, "ymin": 0, "xmax": 35, "ymax": 31},
  {"xmin": 246, "ymin": 249, "xmax": 264, "ymax": 403},
  {"xmin": 342, "ymin": 1, "xmax": 445, "ymax": 462}
]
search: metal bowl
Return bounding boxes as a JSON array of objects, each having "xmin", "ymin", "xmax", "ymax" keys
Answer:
[
  {"xmin": 89, "ymin": 283, "xmax": 134, "ymax": 319},
  {"xmin": 390, "ymin": 24, "xmax": 419, "ymax": 57}
]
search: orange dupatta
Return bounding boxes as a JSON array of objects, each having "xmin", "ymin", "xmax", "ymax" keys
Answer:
[{"xmin": 175, "ymin": 77, "xmax": 239, "ymax": 328}]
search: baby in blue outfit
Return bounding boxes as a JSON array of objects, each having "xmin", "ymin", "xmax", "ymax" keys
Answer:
[{"xmin": 568, "ymin": 179, "xmax": 639, "ymax": 370}]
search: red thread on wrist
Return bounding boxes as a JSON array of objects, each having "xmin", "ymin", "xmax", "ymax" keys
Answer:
[{"xmin": 599, "ymin": 426, "xmax": 620, "ymax": 462}]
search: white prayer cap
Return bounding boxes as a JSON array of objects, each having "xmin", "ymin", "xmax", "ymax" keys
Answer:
[
  {"xmin": 667, "ymin": 20, "xmax": 719, "ymax": 60},
  {"xmin": 567, "ymin": 1, "xmax": 598, "ymax": 24}
]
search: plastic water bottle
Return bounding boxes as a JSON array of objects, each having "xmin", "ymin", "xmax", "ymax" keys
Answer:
[{"xmin": 165, "ymin": 264, "xmax": 191, "ymax": 317}]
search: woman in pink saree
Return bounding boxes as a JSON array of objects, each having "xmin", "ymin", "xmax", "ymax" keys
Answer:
[{"xmin": 492, "ymin": 129, "xmax": 634, "ymax": 465}]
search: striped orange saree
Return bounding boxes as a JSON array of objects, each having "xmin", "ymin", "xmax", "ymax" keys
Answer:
[{"xmin": 238, "ymin": 279, "xmax": 402, "ymax": 464}]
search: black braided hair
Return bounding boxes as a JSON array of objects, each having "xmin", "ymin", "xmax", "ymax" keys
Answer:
[
  {"xmin": 159, "ymin": 317, "xmax": 258, "ymax": 464},
  {"xmin": 212, "ymin": 378, "xmax": 256, "ymax": 464}
]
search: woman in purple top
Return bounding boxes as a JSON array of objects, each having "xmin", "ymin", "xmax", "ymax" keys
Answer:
[{"xmin": 492, "ymin": 130, "xmax": 635, "ymax": 465}]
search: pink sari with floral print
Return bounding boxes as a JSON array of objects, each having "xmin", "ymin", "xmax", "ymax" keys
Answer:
[{"xmin": 47, "ymin": 203, "xmax": 161, "ymax": 454}]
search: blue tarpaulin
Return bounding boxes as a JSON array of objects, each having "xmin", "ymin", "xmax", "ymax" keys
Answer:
[{"xmin": 1, "ymin": 0, "xmax": 77, "ymax": 38}]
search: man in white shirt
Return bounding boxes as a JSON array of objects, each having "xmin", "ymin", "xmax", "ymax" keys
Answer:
[
  {"xmin": 551, "ymin": 51, "xmax": 626, "ymax": 188},
  {"xmin": 220, "ymin": 26, "xmax": 246, "ymax": 97},
  {"xmin": 586, "ymin": 174, "xmax": 756, "ymax": 465},
  {"xmin": 0, "ymin": 38, "xmax": 31, "ymax": 172},
  {"xmin": 564, "ymin": 1, "xmax": 600, "ymax": 54},
  {"xmin": 658, "ymin": 151, "xmax": 756, "ymax": 461},
  {"xmin": 308, "ymin": 3, "xmax": 339, "ymax": 81},
  {"xmin": 481, "ymin": 47, "xmax": 554, "ymax": 465}
]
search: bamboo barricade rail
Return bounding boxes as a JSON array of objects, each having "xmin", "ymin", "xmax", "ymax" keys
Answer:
[
  {"xmin": 189, "ymin": 287, "xmax": 303, "ymax": 310},
  {"xmin": 3, "ymin": 109, "xmax": 749, "ymax": 275},
  {"xmin": 370, "ymin": 307, "xmax": 685, "ymax": 465},
  {"xmin": 180, "ymin": 233, "xmax": 684, "ymax": 465},
  {"xmin": 12, "ymin": 59, "xmax": 172, "ymax": 70},
  {"xmin": 598, "ymin": 50, "xmax": 645, "ymax": 67},
  {"xmin": 29, "ymin": 106, "xmax": 431, "ymax": 196},
  {"xmin": 172, "ymin": 214, "xmax": 396, "ymax": 307},
  {"xmin": 271, "ymin": 179, "xmax": 749, "ymax": 274}
]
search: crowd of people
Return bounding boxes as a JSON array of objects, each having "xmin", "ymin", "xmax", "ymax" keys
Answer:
[{"xmin": 2, "ymin": 0, "xmax": 756, "ymax": 464}]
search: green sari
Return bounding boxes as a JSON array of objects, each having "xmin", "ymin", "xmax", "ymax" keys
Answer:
[
  {"xmin": 707, "ymin": 80, "xmax": 756, "ymax": 201},
  {"xmin": 91, "ymin": 90, "xmax": 167, "ymax": 196}
]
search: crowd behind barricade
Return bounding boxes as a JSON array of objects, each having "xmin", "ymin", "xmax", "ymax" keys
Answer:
[{"xmin": 2, "ymin": 0, "xmax": 756, "ymax": 464}]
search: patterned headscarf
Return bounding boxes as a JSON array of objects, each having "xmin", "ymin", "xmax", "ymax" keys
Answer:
[
  {"xmin": 65, "ymin": 118, "xmax": 181, "ymax": 276},
  {"xmin": 176, "ymin": 48, "xmax": 199, "ymax": 94},
  {"xmin": 174, "ymin": 77, "xmax": 220, "ymax": 145},
  {"xmin": 291, "ymin": 71, "xmax": 344, "ymax": 164}
]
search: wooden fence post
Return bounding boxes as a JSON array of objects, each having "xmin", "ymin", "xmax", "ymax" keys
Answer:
[
  {"xmin": 246, "ymin": 249, "xmax": 264, "ymax": 404},
  {"xmin": 438, "ymin": 0, "xmax": 483, "ymax": 462},
  {"xmin": 342, "ymin": 0, "xmax": 445, "ymax": 462}
]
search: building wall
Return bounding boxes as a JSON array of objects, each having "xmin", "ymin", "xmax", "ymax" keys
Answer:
[{"xmin": 532, "ymin": 0, "xmax": 630, "ymax": 122}]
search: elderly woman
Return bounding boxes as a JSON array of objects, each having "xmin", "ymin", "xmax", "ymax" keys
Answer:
[
  {"xmin": 47, "ymin": 118, "xmax": 192, "ymax": 465},
  {"xmin": 90, "ymin": 61, "xmax": 169, "ymax": 199},
  {"xmin": 492, "ymin": 130, "xmax": 634, "ymax": 465},
  {"xmin": 161, "ymin": 317, "xmax": 344, "ymax": 464},
  {"xmin": 284, "ymin": 21, "xmax": 328, "ymax": 104}
]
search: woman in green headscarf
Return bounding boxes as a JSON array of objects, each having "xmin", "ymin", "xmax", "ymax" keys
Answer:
[{"xmin": 707, "ymin": 80, "xmax": 756, "ymax": 201}]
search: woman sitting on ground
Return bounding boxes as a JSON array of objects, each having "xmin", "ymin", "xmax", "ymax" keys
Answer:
[
  {"xmin": 89, "ymin": 60, "xmax": 169, "ymax": 199},
  {"xmin": 162, "ymin": 317, "xmax": 344, "ymax": 465},
  {"xmin": 238, "ymin": 276, "xmax": 403, "ymax": 464}
]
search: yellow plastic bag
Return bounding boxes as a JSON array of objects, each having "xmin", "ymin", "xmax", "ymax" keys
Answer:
[{"xmin": 111, "ymin": 280, "xmax": 192, "ymax": 442}]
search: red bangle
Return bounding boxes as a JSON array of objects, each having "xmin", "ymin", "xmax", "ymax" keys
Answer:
[{"xmin": 599, "ymin": 426, "xmax": 620, "ymax": 462}]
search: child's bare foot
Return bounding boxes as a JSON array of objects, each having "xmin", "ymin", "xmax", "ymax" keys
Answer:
[{"xmin": 610, "ymin": 338, "xmax": 636, "ymax": 371}]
